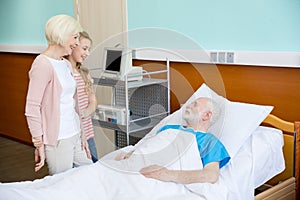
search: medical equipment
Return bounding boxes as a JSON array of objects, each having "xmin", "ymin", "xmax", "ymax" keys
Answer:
[
  {"xmin": 101, "ymin": 47, "xmax": 143, "ymax": 81},
  {"xmin": 96, "ymin": 104, "xmax": 127, "ymax": 125}
]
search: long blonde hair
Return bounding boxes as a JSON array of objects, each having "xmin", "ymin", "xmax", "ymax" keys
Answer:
[{"xmin": 76, "ymin": 31, "xmax": 94, "ymax": 94}]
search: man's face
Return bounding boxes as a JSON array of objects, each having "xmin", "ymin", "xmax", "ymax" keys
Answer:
[{"xmin": 183, "ymin": 98, "xmax": 207, "ymax": 122}]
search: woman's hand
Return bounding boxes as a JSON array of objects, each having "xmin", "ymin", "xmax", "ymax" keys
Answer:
[
  {"xmin": 34, "ymin": 145, "xmax": 45, "ymax": 172},
  {"xmin": 114, "ymin": 151, "xmax": 134, "ymax": 161},
  {"xmin": 80, "ymin": 92, "xmax": 97, "ymax": 119},
  {"xmin": 81, "ymin": 135, "xmax": 92, "ymax": 159},
  {"xmin": 32, "ymin": 136, "xmax": 45, "ymax": 172},
  {"xmin": 32, "ymin": 136, "xmax": 43, "ymax": 148}
]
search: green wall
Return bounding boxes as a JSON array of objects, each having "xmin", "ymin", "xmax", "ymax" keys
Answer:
[
  {"xmin": 127, "ymin": 0, "xmax": 300, "ymax": 52},
  {"xmin": 1, "ymin": 0, "xmax": 300, "ymax": 52},
  {"xmin": 0, "ymin": 0, "xmax": 74, "ymax": 45}
]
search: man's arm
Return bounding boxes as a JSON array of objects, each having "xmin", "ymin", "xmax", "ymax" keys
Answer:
[{"xmin": 140, "ymin": 162, "xmax": 220, "ymax": 184}]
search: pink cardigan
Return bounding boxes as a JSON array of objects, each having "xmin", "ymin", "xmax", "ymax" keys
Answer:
[{"xmin": 25, "ymin": 55, "xmax": 79, "ymax": 146}]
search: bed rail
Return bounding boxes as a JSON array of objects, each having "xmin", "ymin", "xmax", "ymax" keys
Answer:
[{"xmin": 263, "ymin": 114, "xmax": 294, "ymax": 133}]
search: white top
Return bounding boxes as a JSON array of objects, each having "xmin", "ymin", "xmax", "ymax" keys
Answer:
[{"xmin": 47, "ymin": 57, "xmax": 81, "ymax": 140}]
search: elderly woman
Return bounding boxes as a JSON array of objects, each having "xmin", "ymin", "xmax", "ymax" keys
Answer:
[{"xmin": 25, "ymin": 14, "xmax": 92, "ymax": 175}]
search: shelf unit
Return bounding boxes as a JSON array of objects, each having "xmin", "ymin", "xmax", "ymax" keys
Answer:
[{"xmin": 92, "ymin": 59, "xmax": 170, "ymax": 148}]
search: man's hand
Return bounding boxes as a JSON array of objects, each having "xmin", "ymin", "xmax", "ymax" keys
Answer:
[
  {"xmin": 34, "ymin": 146, "xmax": 45, "ymax": 172},
  {"xmin": 141, "ymin": 162, "xmax": 220, "ymax": 184},
  {"xmin": 140, "ymin": 165, "xmax": 174, "ymax": 182}
]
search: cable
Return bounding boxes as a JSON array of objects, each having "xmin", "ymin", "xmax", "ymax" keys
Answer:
[{"xmin": 142, "ymin": 69, "xmax": 151, "ymax": 79}]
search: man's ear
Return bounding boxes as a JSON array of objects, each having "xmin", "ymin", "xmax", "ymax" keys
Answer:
[{"xmin": 202, "ymin": 111, "xmax": 212, "ymax": 121}]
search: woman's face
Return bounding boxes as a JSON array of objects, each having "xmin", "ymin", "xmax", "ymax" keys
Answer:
[
  {"xmin": 71, "ymin": 37, "xmax": 91, "ymax": 63},
  {"xmin": 64, "ymin": 33, "xmax": 80, "ymax": 56}
]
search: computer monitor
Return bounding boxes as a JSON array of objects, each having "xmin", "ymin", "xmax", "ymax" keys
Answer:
[{"xmin": 102, "ymin": 47, "xmax": 132, "ymax": 80}]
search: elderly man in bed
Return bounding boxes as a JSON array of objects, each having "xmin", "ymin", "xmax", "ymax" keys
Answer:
[{"xmin": 115, "ymin": 97, "xmax": 230, "ymax": 184}]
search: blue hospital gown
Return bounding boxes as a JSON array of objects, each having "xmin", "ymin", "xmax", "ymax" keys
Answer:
[{"xmin": 156, "ymin": 125, "xmax": 230, "ymax": 168}]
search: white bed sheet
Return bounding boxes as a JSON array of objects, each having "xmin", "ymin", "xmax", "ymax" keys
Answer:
[
  {"xmin": 0, "ymin": 126, "xmax": 284, "ymax": 200},
  {"xmin": 217, "ymin": 125, "xmax": 285, "ymax": 199}
]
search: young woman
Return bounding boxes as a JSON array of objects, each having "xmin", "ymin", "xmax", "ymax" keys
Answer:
[
  {"xmin": 66, "ymin": 31, "xmax": 99, "ymax": 162},
  {"xmin": 25, "ymin": 14, "xmax": 93, "ymax": 175}
]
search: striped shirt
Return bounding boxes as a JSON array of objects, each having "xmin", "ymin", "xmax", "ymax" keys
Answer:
[{"xmin": 73, "ymin": 73, "xmax": 95, "ymax": 140}]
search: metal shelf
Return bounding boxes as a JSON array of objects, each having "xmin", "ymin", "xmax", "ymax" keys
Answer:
[
  {"xmin": 92, "ymin": 59, "xmax": 170, "ymax": 147},
  {"xmin": 94, "ymin": 77, "xmax": 167, "ymax": 89},
  {"xmin": 92, "ymin": 114, "xmax": 166, "ymax": 134}
]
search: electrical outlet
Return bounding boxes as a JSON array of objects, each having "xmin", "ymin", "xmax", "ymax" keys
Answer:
[
  {"xmin": 226, "ymin": 52, "xmax": 234, "ymax": 63},
  {"xmin": 131, "ymin": 49, "xmax": 136, "ymax": 59},
  {"xmin": 210, "ymin": 52, "xmax": 218, "ymax": 63},
  {"xmin": 218, "ymin": 52, "xmax": 226, "ymax": 63}
]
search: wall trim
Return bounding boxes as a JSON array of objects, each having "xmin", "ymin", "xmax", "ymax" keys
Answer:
[
  {"xmin": 0, "ymin": 44, "xmax": 46, "ymax": 54},
  {"xmin": 134, "ymin": 48, "xmax": 300, "ymax": 68},
  {"xmin": 1, "ymin": 44, "xmax": 299, "ymax": 68}
]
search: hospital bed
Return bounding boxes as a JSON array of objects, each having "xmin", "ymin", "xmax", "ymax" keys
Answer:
[
  {"xmin": 0, "ymin": 83, "xmax": 298, "ymax": 200},
  {"xmin": 134, "ymin": 58, "xmax": 300, "ymax": 200}
]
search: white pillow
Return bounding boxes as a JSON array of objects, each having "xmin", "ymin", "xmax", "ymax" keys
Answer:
[{"xmin": 148, "ymin": 83, "xmax": 273, "ymax": 158}]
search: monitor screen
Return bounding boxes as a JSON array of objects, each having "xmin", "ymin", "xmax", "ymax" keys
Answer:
[
  {"xmin": 102, "ymin": 47, "xmax": 133, "ymax": 80},
  {"xmin": 105, "ymin": 50, "xmax": 122, "ymax": 72}
]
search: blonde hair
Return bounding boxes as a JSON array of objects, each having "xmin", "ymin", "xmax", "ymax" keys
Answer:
[
  {"xmin": 76, "ymin": 31, "xmax": 93, "ymax": 94},
  {"xmin": 45, "ymin": 14, "xmax": 82, "ymax": 46}
]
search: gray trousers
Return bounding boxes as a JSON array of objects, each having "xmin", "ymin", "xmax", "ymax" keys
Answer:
[{"xmin": 45, "ymin": 134, "xmax": 93, "ymax": 175}]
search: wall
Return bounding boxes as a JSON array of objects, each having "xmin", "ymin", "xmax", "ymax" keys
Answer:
[
  {"xmin": 127, "ymin": 0, "xmax": 300, "ymax": 52},
  {"xmin": 127, "ymin": 0, "xmax": 300, "ymax": 67},
  {"xmin": 0, "ymin": 53, "xmax": 35, "ymax": 143},
  {"xmin": 133, "ymin": 59, "xmax": 300, "ymax": 123},
  {"xmin": 0, "ymin": 0, "xmax": 74, "ymax": 46}
]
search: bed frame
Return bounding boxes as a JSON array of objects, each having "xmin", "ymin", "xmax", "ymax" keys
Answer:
[{"xmin": 254, "ymin": 114, "xmax": 300, "ymax": 200}]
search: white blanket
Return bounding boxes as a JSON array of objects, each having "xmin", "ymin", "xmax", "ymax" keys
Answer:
[
  {"xmin": 0, "ymin": 128, "xmax": 283, "ymax": 200},
  {"xmin": 0, "ymin": 131, "xmax": 227, "ymax": 200}
]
